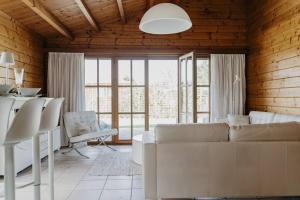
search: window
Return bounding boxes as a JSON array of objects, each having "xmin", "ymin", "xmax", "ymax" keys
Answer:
[
  {"xmin": 117, "ymin": 59, "xmax": 146, "ymax": 141},
  {"xmin": 84, "ymin": 56, "xmax": 210, "ymax": 144},
  {"xmin": 196, "ymin": 58, "xmax": 210, "ymax": 123},
  {"xmin": 85, "ymin": 58, "xmax": 113, "ymax": 137},
  {"xmin": 149, "ymin": 59, "xmax": 178, "ymax": 130}
]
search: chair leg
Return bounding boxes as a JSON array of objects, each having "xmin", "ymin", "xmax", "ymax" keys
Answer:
[
  {"xmin": 99, "ymin": 137, "xmax": 117, "ymax": 151},
  {"xmin": 4, "ymin": 145, "xmax": 15, "ymax": 200},
  {"xmin": 48, "ymin": 131, "xmax": 54, "ymax": 200},
  {"xmin": 74, "ymin": 148, "xmax": 90, "ymax": 159},
  {"xmin": 61, "ymin": 147, "xmax": 73, "ymax": 154},
  {"xmin": 33, "ymin": 136, "xmax": 41, "ymax": 200}
]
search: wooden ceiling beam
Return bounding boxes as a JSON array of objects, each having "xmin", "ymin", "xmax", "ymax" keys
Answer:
[
  {"xmin": 21, "ymin": 0, "xmax": 73, "ymax": 40},
  {"xmin": 116, "ymin": 0, "xmax": 126, "ymax": 23},
  {"xmin": 74, "ymin": 0, "xmax": 99, "ymax": 31}
]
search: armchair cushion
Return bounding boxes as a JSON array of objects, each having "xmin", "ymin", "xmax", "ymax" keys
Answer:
[
  {"xmin": 69, "ymin": 129, "xmax": 118, "ymax": 143},
  {"xmin": 64, "ymin": 111, "xmax": 100, "ymax": 138}
]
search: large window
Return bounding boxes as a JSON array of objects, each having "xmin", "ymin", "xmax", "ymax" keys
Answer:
[{"xmin": 84, "ymin": 56, "xmax": 210, "ymax": 144}]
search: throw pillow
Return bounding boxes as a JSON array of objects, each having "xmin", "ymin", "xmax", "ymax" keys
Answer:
[{"xmin": 227, "ymin": 114, "xmax": 250, "ymax": 126}]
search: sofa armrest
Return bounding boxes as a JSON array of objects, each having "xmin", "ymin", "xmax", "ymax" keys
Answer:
[{"xmin": 143, "ymin": 133, "xmax": 157, "ymax": 199}]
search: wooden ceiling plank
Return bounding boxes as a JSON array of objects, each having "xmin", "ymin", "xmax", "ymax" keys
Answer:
[
  {"xmin": 116, "ymin": 0, "xmax": 126, "ymax": 23},
  {"xmin": 146, "ymin": 0, "xmax": 155, "ymax": 9},
  {"xmin": 74, "ymin": 0, "xmax": 100, "ymax": 31},
  {"xmin": 21, "ymin": 0, "xmax": 73, "ymax": 40}
]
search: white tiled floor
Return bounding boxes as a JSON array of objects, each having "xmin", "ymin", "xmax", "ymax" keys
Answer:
[{"xmin": 0, "ymin": 145, "xmax": 145, "ymax": 200}]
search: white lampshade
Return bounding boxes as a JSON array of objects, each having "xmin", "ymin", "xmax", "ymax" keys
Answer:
[
  {"xmin": 139, "ymin": 3, "xmax": 192, "ymax": 34},
  {"xmin": 0, "ymin": 52, "xmax": 15, "ymax": 65}
]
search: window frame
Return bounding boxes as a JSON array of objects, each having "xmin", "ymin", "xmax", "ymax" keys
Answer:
[{"xmin": 196, "ymin": 57, "xmax": 211, "ymax": 123}]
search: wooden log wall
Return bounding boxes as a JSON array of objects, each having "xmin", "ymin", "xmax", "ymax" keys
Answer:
[
  {"xmin": 0, "ymin": 11, "xmax": 45, "ymax": 91},
  {"xmin": 247, "ymin": 0, "xmax": 300, "ymax": 115},
  {"xmin": 45, "ymin": 0, "xmax": 248, "ymax": 53}
]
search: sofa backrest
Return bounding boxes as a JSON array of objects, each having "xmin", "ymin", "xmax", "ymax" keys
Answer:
[
  {"xmin": 273, "ymin": 113, "xmax": 300, "ymax": 122},
  {"xmin": 249, "ymin": 111, "xmax": 275, "ymax": 124},
  {"xmin": 230, "ymin": 122, "xmax": 300, "ymax": 142},
  {"xmin": 249, "ymin": 111, "xmax": 300, "ymax": 124},
  {"xmin": 155, "ymin": 123, "xmax": 229, "ymax": 143}
]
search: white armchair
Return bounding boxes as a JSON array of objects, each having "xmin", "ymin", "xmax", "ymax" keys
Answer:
[{"xmin": 64, "ymin": 111, "xmax": 118, "ymax": 158}]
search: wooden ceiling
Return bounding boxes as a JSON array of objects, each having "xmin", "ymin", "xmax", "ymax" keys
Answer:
[
  {"xmin": 0, "ymin": 0, "xmax": 150, "ymax": 39},
  {"xmin": 0, "ymin": 0, "xmax": 246, "ymax": 39}
]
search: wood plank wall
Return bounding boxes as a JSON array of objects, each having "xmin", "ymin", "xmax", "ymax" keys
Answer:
[
  {"xmin": 45, "ymin": 0, "xmax": 248, "ymax": 53},
  {"xmin": 0, "ymin": 11, "xmax": 45, "ymax": 91},
  {"xmin": 247, "ymin": 0, "xmax": 300, "ymax": 115}
]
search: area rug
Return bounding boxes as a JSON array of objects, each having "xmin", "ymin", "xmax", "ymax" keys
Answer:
[{"xmin": 88, "ymin": 151, "xmax": 143, "ymax": 176}]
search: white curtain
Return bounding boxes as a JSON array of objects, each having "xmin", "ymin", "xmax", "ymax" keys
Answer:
[
  {"xmin": 48, "ymin": 52, "xmax": 85, "ymax": 146},
  {"xmin": 210, "ymin": 54, "xmax": 246, "ymax": 122}
]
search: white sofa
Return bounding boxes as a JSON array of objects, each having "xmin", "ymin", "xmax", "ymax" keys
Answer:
[{"xmin": 143, "ymin": 111, "xmax": 300, "ymax": 199}]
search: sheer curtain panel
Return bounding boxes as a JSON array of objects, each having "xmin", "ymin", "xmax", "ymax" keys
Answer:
[
  {"xmin": 210, "ymin": 54, "xmax": 246, "ymax": 122},
  {"xmin": 48, "ymin": 52, "xmax": 85, "ymax": 146}
]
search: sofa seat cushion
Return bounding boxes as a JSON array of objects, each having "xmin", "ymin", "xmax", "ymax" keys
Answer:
[
  {"xmin": 249, "ymin": 111, "xmax": 275, "ymax": 124},
  {"xmin": 230, "ymin": 122, "xmax": 300, "ymax": 142},
  {"xmin": 155, "ymin": 123, "xmax": 229, "ymax": 143}
]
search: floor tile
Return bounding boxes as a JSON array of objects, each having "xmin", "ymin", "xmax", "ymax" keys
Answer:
[
  {"xmin": 67, "ymin": 189, "xmax": 101, "ymax": 200},
  {"xmin": 133, "ymin": 175, "xmax": 143, "ymax": 180},
  {"xmin": 131, "ymin": 189, "xmax": 144, "ymax": 200},
  {"xmin": 108, "ymin": 175, "xmax": 132, "ymax": 180},
  {"xmin": 100, "ymin": 189, "xmax": 131, "ymax": 200},
  {"xmin": 104, "ymin": 179, "xmax": 132, "ymax": 190},
  {"xmin": 133, "ymin": 179, "xmax": 143, "ymax": 189},
  {"xmin": 75, "ymin": 180, "xmax": 106, "ymax": 190},
  {"xmin": 81, "ymin": 174, "xmax": 107, "ymax": 181}
]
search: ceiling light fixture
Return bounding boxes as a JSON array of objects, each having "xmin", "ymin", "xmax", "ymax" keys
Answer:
[{"xmin": 139, "ymin": 3, "xmax": 192, "ymax": 34}]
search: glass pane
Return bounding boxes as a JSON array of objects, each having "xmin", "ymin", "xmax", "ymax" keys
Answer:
[
  {"xmin": 149, "ymin": 60, "xmax": 178, "ymax": 130},
  {"xmin": 197, "ymin": 59, "xmax": 209, "ymax": 85},
  {"xmin": 119, "ymin": 114, "xmax": 131, "ymax": 140},
  {"xmin": 99, "ymin": 59, "xmax": 111, "ymax": 85},
  {"xmin": 180, "ymin": 59, "xmax": 186, "ymax": 86},
  {"xmin": 187, "ymin": 57, "xmax": 193, "ymax": 85},
  {"xmin": 118, "ymin": 60, "xmax": 131, "ymax": 85},
  {"xmin": 85, "ymin": 59, "xmax": 97, "ymax": 86},
  {"xmin": 180, "ymin": 86, "xmax": 186, "ymax": 113},
  {"xmin": 85, "ymin": 87, "xmax": 97, "ymax": 111},
  {"xmin": 99, "ymin": 87, "xmax": 112, "ymax": 112},
  {"xmin": 118, "ymin": 87, "xmax": 131, "ymax": 112},
  {"xmin": 179, "ymin": 113, "xmax": 186, "ymax": 124},
  {"xmin": 133, "ymin": 114, "xmax": 145, "ymax": 137},
  {"xmin": 197, "ymin": 113, "xmax": 210, "ymax": 123},
  {"xmin": 187, "ymin": 85, "xmax": 193, "ymax": 113},
  {"xmin": 132, "ymin": 87, "xmax": 145, "ymax": 112},
  {"xmin": 197, "ymin": 87, "xmax": 209, "ymax": 112},
  {"xmin": 99, "ymin": 114, "xmax": 112, "ymax": 130},
  {"xmin": 132, "ymin": 60, "xmax": 145, "ymax": 85}
]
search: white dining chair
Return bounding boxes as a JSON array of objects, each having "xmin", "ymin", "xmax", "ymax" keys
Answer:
[
  {"xmin": 2, "ymin": 98, "xmax": 45, "ymax": 200},
  {"xmin": 32, "ymin": 98, "xmax": 64, "ymax": 200}
]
